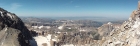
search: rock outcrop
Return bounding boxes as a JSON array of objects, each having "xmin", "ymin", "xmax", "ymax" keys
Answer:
[
  {"xmin": 93, "ymin": 1, "xmax": 140, "ymax": 46},
  {"xmin": 98, "ymin": 22, "xmax": 114, "ymax": 37},
  {"xmin": 0, "ymin": 8, "xmax": 32, "ymax": 46}
]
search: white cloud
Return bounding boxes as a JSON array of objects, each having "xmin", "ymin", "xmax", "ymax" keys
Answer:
[{"xmin": 11, "ymin": 3, "xmax": 22, "ymax": 10}]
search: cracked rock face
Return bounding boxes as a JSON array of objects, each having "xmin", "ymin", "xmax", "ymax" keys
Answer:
[
  {"xmin": 0, "ymin": 8, "xmax": 32, "ymax": 46},
  {"xmin": 94, "ymin": 1, "xmax": 140, "ymax": 46}
]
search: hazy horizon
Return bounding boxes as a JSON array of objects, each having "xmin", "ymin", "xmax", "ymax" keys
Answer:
[{"xmin": 0, "ymin": 0, "xmax": 138, "ymax": 19}]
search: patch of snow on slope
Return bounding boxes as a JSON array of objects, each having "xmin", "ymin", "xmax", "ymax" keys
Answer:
[
  {"xmin": 133, "ymin": 21, "xmax": 139, "ymax": 28},
  {"xmin": 58, "ymin": 26, "xmax": 63, "ymax": 30},
  {"xmin": 107, "ymin": 22, "xmax": 112, "ymax": 25},
  {"xmin": 34, "ymin": 34, "xmax": 52, "ymax": 46},
  {"xmin": 7, "ymin": 13, "xmax": 14, "ymax": 19},
  {"xmin": 38, "ymin": 25, "xmax": 44, "ymax": 29},
  {"xmin": 0, "ymin": 11, "xmax": 3, "ymax": 17}
]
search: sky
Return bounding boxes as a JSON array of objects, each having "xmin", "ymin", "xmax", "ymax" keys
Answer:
[{"xmin": 0, "ymin": 0, "xmax": 139, "ymax": 18}]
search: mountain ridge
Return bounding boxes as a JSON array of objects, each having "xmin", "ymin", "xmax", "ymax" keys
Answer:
[{"xmin": 92, "ymin": 1, "xmax": 140, "ymax": 46}]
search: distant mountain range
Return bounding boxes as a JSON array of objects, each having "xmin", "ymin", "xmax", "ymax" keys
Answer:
[{"xmin": 19, "ymin": 16, "xmax": 127, "ymax": 23}]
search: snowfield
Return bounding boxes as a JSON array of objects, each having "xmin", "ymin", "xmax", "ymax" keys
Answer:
[{"xmin": 33, "ymin": 34, "xmax": 52, "ymax": 46}]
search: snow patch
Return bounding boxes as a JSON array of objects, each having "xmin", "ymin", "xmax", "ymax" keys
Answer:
[
  {"xmin": 7, "ymin": 13, "xmax": 14, "ymax": 19},
  {"xmin": 108, "ymin": 22, "xmax": 112, "ymax": 25},
  {"xmin": 34, "ymin": 34, "xmax": 52, "ymax": 46},
  {"xmin": 38, "ymin": 25, "xmax": 44, "ymax": 29},
  {"xmin": 133, "ymin": 21, "xmax": 140, "ymax": 28},
  {"xmin": 57, "ymin": 32, "xmax": 61, "ymax": 34},
  {"xmin": 52, "ymin": 39, "xmax": 57, "ymax": 41},
  {"xmin": 0, "ymin": 11, "xmax": 3, "ymax": 17},
  {"xmin": 32, "ymin": 26, "xmax": 38, "ymax": 29},
  {"xmin": 46, "ymin": 26, "xmax": 51, "ymax": 29},
  {"xmin": 58, "ymin": 26, "xmax": 64, "ymax": 30},
  {"xmin": 5, "ymin": 28, "xmax": 7, "ymax": 31}
]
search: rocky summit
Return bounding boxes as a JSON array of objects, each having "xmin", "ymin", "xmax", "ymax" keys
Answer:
[
  {"xmin": 92, "ymin": 1, "xmax": 140, "ymax": 46},
  {"xmin": 0, "ymin": 8, "xmax": 32, "ymax": 46}
]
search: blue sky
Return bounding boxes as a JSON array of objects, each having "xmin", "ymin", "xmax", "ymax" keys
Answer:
[{"xmin": 0, "ymin": 0, "xmax": 138, "ymax": 18}]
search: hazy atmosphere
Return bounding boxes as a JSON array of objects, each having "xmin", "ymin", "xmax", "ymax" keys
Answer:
[{"xmin": 0, "ymin": 0, "xmax": 138, "ymax": 19}]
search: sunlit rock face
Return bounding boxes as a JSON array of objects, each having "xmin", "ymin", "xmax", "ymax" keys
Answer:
[
  {"xmin": 98, "ymin": 22, "xmax": 114, "ymax": 37},
  {"xmin": 94, "ymin": 1, "xmax": 140, "ymax": 46},
  {"xmin": 0, "ymin": 8, "xmax": 32, "ymax": 46}
]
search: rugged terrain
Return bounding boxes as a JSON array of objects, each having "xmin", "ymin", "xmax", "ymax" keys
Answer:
[
  {"xmin": 0, "ymin": 8, "xmax": 33, "ymax": 46},
  {"xmin": 1, "ymin": 1, "xmax": 139, "ymax": 46},
  {"xmin": 28, "ymin": 1, "xmax": 140, "ymax": 46},
  {"xmin": 92, "ymin": 1, "xmax": 140, "ymax": 46}
]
